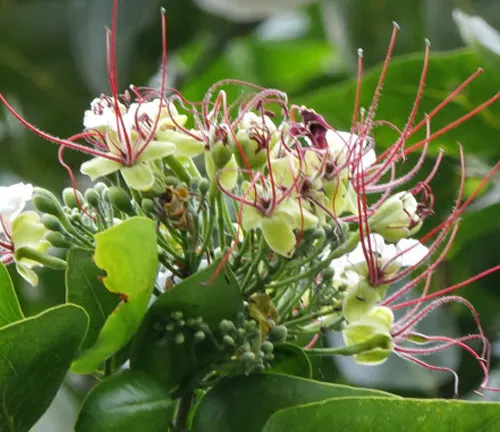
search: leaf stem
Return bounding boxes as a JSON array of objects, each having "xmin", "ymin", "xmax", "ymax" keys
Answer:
[
  {"xmin": 172, "ymin": 391, "xmax": 195, "ymax": 432},
  {"xmin": 305, "ymin": 334, "xmax": 390, "ymax": 357}
]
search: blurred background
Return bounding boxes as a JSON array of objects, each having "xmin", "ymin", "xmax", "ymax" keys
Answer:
[{"xmin": 2, "ymin": 0, "xmax": 500, "ymax": 429}]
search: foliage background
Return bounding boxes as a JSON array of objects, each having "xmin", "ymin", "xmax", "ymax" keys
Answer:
[{"xmin": 1, "ymin": 0, "xmax": 500, "ymax": 429}]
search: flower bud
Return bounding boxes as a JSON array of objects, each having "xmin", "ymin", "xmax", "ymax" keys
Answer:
[
  {"xmin": 33, "ymin": 188, "xmax": 72, "ymax": 231},
  {"xmin": 268, "ymin": 325, "xmax": 287, "ymax": 343},
  {"xmin": 107, "ymin": 186, "xmax": 135, "ymax": 215},
  {"xmin": 84, "ymin": 188, "xmax": 100, "ymax": 208},
  {"xmin": 62, "ymin": 188, "xmax": 85, "ymax": 209},
  {"xmin": 175, "ymin": 332, "xmax": 185, "ymax": 344},
  {"xmin": 194, "ymin": 330, "xmax": 206, "ymax": 342},
  {"xmin": 46, "ymin": 232, "xmax": 72, "ymax": 248},
  {"xmin": 369, "ymin": 191, "xmax": 423, "ymax": 242},
  {"xmin": 342, "ymin": 306, "xmax": 394, "ymax": 365},
  {"xmin": 141, "ymin": 198, "xmax": 155, "ymax": 214},
  {"xmin": 211, "ymin": 142, "xmax": 233, "ymax": 169},
  {"xmin": 223, "ymin": 335, "xmax": 236, "ymax": 347},
  {"xmin": 41, "ymin": 214, "xmax": 64, "ymax": 232},
  {"xmin": 198, "ymin": 178, "xmax": 210, "ymax": 195},
  {"xmin": 93, "ymin": 182, "xmax": 109, "ymax": 195}
]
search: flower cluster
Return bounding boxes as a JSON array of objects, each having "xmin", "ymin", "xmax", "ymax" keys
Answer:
[{"xmin": 2, "ymin": 15, "xmax": 500, "ymax": 396}]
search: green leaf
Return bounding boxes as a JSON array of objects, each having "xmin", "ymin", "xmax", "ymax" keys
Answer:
[
  {"xmin": 271, "ymin": 344, "xmax": 312, "ymax": 378},
  {"xmin": 190, "ymin": 373, "xmax": 396, "ymax": 432},
  {"xmin": 300, "ymin": 49, "xmax": 500, "ymax": 158},
  {"xmin": 130, "ymin": 260, "xmax": 244, "ymax": 393},
  {"xmin": 262, "ymin": 397, "xmax": 500, "ymax": 432},
  {"xmin": 0, "ymin": 304, "xmax": 88, "ymax": 432},
  {"xmin": 0, "ymin": 262, "xmax": 24, "ymax": 327},
  {"xmin": 65, "ymin": 248, "xmax": 120, "ymax": 350},
  {"xmin": 75, "ymin": 369, "xmax": 174, "ymax": 432},
  {"xmin": 71, "ymin": 217, "xmax": 158, "ymax": 374}
]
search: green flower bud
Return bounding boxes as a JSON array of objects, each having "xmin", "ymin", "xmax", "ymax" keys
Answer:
[
  {"xmin": 166, "ymin": 323, "xmax": 175, "ymax": 332},
  {"xmin": 223, "ymin": 335, "xmax": 236, "ymax": 347},
  {"xmin": 41, "ymin": 214, "xmax": 64, "ymax": 232},
  {"xmin": 269, "ymin": 325, "xmax": 287, "ymax": 343},
  {"xmin": 198, "ymin": 178, "xmax": 210, "ymax": 195},
  {"xmin": 175, "ymin": 332, "xmax": 185, "ymax": 344},
  {"xmin": 107, "ymin": 186, "xmax": 135, "ymax": 215},
  {"xmin": 194, "ymin": 330, "xmax": 206, "ymax": 342},
  {"xmin": 220, "ymin": 319, "xmax": 236, "ymax": 334},
  {"xmin": 141, "ymin": 198, "xmax": 155, "ymax": 214},
  {"xmin": 172, "ymin": 311, "xmax": 184, "ymax": 320},
  {"xmin": 254, "ymin": 363, "xmax": 266, "ymax": 373},
  {"xmin": 93, "ymin": 182, "xmax": 108, "ymax": 195},
  {"xmin": 240, "ymin": 351, "xmax": 256, "ymax": 365},
  {"xmin": 261, "ymin": 341, "xmax": 274, "ymax": 354},
  {"xmin": 165, "ymin": 176, "xmax": 181, "ymax": 187},
  {"xmin": 322, "ymin": 267, "xmax": 335, "ymax": 280},
  {"xmin": 62, "ymin": 188, "xmax": 85, "ymax": 209},
  {"xmin": 45, "ymin": 232, "xmax": 72, "ymax": 248},
  {"xmin": 211, "ymin": 142, "xmax": 233, "ymax": 169},
  {"xmin": 84, "ymin": 188, "xmax": 100, "ymax": 208},
  {"xmin": 263, "ymin": 353, "xmax": 275, "ymax": 361},
  {"xmin": 33, "ymin": 188, "xmax": 66, "ymax": 220}
]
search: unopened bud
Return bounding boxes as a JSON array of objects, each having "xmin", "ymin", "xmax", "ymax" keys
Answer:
[
  {"xmin": 223, "ymin": 335, "xmax": 236, "ymax": 347},
  {"xmin": 194, "ymin": 331, "xmax": 205, "ymax": 342},
  {"xmin": 84, "ymin": 188, "xmax": 100, "ymax": 208},
  {"xmin": 41, "ymin": 214, "xmax": 64, "ymax": 232},
  {"xmin": 46, "ymin": 232, "xmax": 72, "ymax": 248},
  {"xmin": 269, "ymin": 325, "xmax": 287, "ymax": 343},
  {"xmin": 198, "ymin": 178, "xmax": 210, "ymax": 195},
  {"xmin": 62, "ymin": 188, "xmax": 85, "ymax": 209},
  {"xmin": 107, "ymin": 186, "xmax": 135, "ymax": 215},
  {"xmin": 175, "ymin": 332, "xmax": 185, "ymax": 344},
  {"xmin": 141, "ymin": 198, "xmax": 155, "ymax": 214},
  {"xmin": 93, "ymin": 182, "xmax": 108, "ymax": 195},
  {"xmin": 33, "ymin": 188, "xmax": 71, "ymax": 229}
]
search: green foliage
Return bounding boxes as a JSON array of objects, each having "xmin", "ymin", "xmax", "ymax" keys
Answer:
[
  {"xmin": 191, "ymin": 373, "xmax": 396, "ymax": 432},
  {"xmin": 0, "ymin": 262, "xmax": 23, "ymax": 326},
  {"xmin": 71, "ymin": 217, "xmax": 158, "ymax": 374},
  {"xmin": 130, "ymin": 260, "xmax": 244, "ymax": 393},
  {"xmin": 271, "ymin": 343, "xmax": 312, "ymax": 378},
  {"xmin": 75, "ymin": 370, "xmax": 175, "ymax": 432},
  {"xmin": 66, "ymin": 248, "xmax": 120, "ymax": 349},
  {"xmin": 0, "ymin": 304, "xmax": 88, "ymax": 432},
  {"xmin": 262, "ymin": 397, "xmax": 500, "ymax": 431}
]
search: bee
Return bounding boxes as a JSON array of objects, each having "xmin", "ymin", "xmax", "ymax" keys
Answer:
[{"xmin": 155, "ymin": 185, "xmax": 191, "ymax": 231}]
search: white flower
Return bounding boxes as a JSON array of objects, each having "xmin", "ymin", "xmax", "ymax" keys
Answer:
[
  {"xmin": 80, "ymin": 98, "xmax": 178, "ymax": 191},
  {"xmin": 331, "ymin": 233, "xmax": 428, "ymax": 282},
  {"xmin": 326, "ymin": 130, "xmax": 376, "ymax": 173},
  {"xmin": 0, "ymin": 182, "xmax": 33, "ymax": 230},
  {"xmin": 0, "ymin": 183, "xmax": 49, "ymax": 286}
]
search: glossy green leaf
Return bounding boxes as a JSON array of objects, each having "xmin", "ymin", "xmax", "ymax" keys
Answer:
[
  {"xmin": 0, "ymin": 262, "xmax": 24, "ymax": 327},
  {"xmin": 130, "ymin": 260, "xmax": 244, "ymax": 393},
  {"xmin": 191, "ymin": 373, "xmax": 396, "ymax": 432},
  {"xmin": 271, "ymin": 343, "xmax": 312, "ymax": 378},
  {"xmin": 0, "ymin": 304, "xmax": 88, "ymax": 432},
  {"xmin": 71, "ymin": 217, "xmax": 158, "ymax": 374},
  {"xmin": 66, "ymin": 248, "xmax": 120, "ymax": 349},
  {"xmin": 301, "ymin": 49, "xmax": 500, "ymax": 158},
  {"xmin": 263, "ymin": 397, "xmax": 500, "ymax": 432},
  {"xmin": 75, "ymin": 369, "xmax": 174, "ymax": 432}
]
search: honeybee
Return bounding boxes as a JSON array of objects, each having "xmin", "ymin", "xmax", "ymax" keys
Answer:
[{"xmin": 155, "ymin": 185, "xmax": 191, "ymax": 230}]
